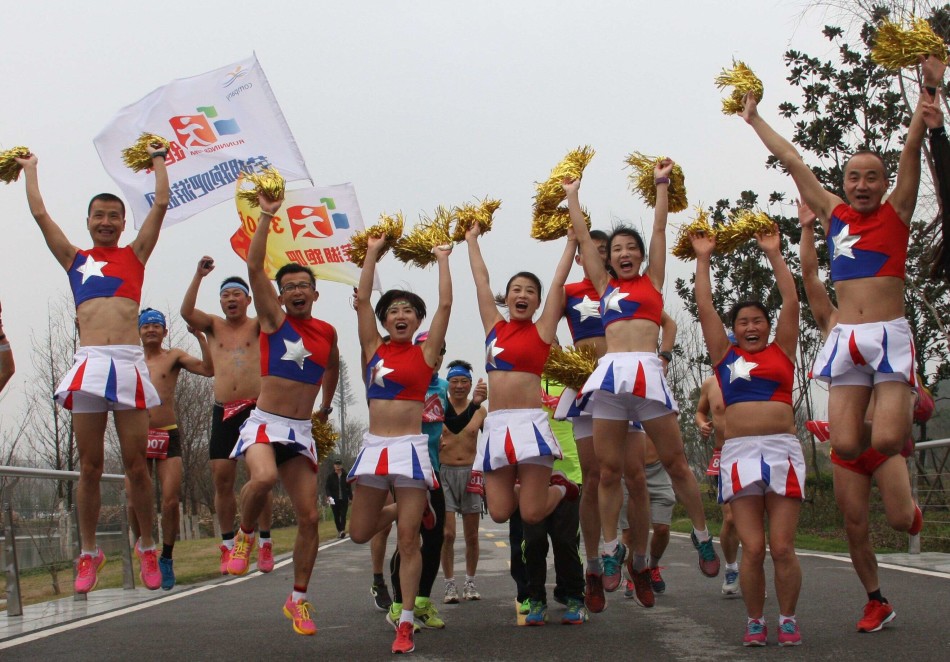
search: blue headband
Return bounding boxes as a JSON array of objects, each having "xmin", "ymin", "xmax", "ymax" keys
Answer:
[
  {"xmin": 220, "ymin": 282, "xmax": 250, "ymax": 296},
  {"xmin": 446, "ymin": 365, "xmax": 472, "ymax": 381},
  {"xmin": 138, "ymin": 309, "xmax": 166, "ymax": 328}
]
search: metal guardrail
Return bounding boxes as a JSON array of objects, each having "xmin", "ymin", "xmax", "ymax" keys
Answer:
[
  {"xmin": 910, "ymin": 437, "xmax": 950, "ymax": 555},
  {"xmin": 0, "ymin": 465, "xmax": 134, "ymax": 617}
]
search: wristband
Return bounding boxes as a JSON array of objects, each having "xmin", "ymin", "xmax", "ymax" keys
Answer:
[
  {"xmin": 319, "ymin": 405, "xmax": 333, "ymax": 416},
  {"xmin": 658, "ymin": 351, "xmax": 673, "ymax": 362},
  {"xmin": 0, "ymin": 342, "xmax": 10, "ymax": 353},
  {"xmin": 260, "ymin": 211, "xmax": 274, "ymax": 218},
  {"xmin": 654, "ymin": 177, "xmax": 671, "ymax": 186},
  {"xmin": 151, "ymin": 150, "xmax": 167, "ymax": 160},
  {"xmin": 930, "ymin": 126, "xmax": 947, "ymax": 138}
]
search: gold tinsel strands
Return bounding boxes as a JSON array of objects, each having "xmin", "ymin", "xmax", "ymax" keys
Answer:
[
  {"xmin": 393, "ymin": 206, "xmax": 455, "ymax": 268},
  {"xmin": 310, "ymin": 416, "xmax": 340, "ymax": 463},
  {"xmin": 533, "ymin": 146, "xmax": 596, "ymax": 214},
  {"xmin": 671, "ymin": 206, "xmax": 715, "ymax": 261},
  {"xmin": 236, "ymin": 167, "xmax": 286, "ymax": 208},
  {"xmin": 0, "ymin": 146, "xmax": 30, "ymax": 184},
  {"xmin": 348, "ymin": 212, "xmax": 405, "ymax": 267},
  {"xmin": 121, "ymin": 133, "xmax": 172, "ymax": 172},
  {"xmin": 871, "ymin": 18, "xmax": 948, "ymax": 70},
  {"xmin": 623, "ymin": 152, "xmax": 688, "ymax": 213},
  {"xmin": 715, "ymin": 61, "xmax": 764, "ymax": 116},
  {"xmin": 715, "ymin": 209, "xmax": 775, "ymax": 254},
  {"xmin": 451, "ymin": 197, "xmax": 502, "ymax": 242},
  {"xmin": 530, "ymin": 206, "xmax": 592, "ymax": 241},
  {"xmin": 542, "ymin": 344, "xmax": 598, "ymax": 392}
]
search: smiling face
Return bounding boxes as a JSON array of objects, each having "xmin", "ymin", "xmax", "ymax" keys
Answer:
[
  {"xmin": 448, "ymin": 375, "xmax": 472, "ymax": 399},
  {"xmin": 219, "ymin": 287, "xmax": 251, "ymax": 321},
  {"xmin": 731, "ymin": 304, "xmax": 771, "ymax": 353},
  {"xmin": 843, "ymin": 152, "xmax": 888, "ymax": 214},
  {"xmin": 139, "ymin": 322, "xmax": 167, "ymax": 347},
  {"xmin": 609, "ymin": 232, "xmax": 644, "ymax": 279},
  {"xmin": 506, "ymin": 276, "xmax": 541, "ymax": 321},
  {"xmin": 383, "ymin": 300, "xmax": 421, "ymax": 342},
  {"xmin": 277, "ymin": 273, "xmax": 317, "ymax": 318},
  {"xmin": 87, "ymin": 199, "xmax": 126, "ymax": 247}
]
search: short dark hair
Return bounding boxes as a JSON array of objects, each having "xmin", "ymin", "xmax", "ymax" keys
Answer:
[
  {"xmin": 221, "ymin": 276, "xmax": 250, "ymax": 291},
  {"xmin": 87, "ymin": 193, "xmax": 126, "ymax": 217},
  {"xmin": 494, "ymin": 271, "xmax": 543, "ymax": 306},
  {"xmin": 275, "ymin": 263, "xmax": 316, "ymax": 288},
  {"xmin": 589, "ymin": 229, "xmax": 609, "ymax": 243},
  {"xmin": 447, "ymin": 359, "xmax": 473, "ymax": 372},
  {"xmin": 375, "ymin": 289, "xmax": 427, "ymax": 324},
  {"xmin": 728, "ymin": 300, "xmax": 771, "ymax": 328}
]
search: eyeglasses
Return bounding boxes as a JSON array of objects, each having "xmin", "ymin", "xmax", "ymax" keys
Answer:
[{"xmin": 280, "ymin": 282, "xmax": 315, "ymax": 294}]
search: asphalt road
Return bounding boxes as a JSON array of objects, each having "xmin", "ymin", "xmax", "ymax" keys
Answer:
[{"xmin": 3, "ymin": 523, "xmax": 949, "ymax": 661}]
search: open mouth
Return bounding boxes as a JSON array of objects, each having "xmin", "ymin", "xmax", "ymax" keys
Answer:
[
  {"xmin": 745, "ymin": 334, "xmax": 760, "ymax": 343},
  {"xmin": 395, "ymin": 322, "xmax": 408, "ymax": 331},
  {"xmin": 514, "ymin": 302, "xmax": 528, "ymax": 313},
  {"xmin": 620, "ymin": 260, "xmax": 633, "ymax": 270}
]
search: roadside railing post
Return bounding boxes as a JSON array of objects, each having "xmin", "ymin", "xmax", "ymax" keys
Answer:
[
  {"xmin": 118, "ymin": 486, "xmax": 135, "ymax": 590},
  {"xmin": 908, "ymin": 455, "xmax": 920, "ymax": 555},
  {"xmin": 3, "ymin": 501, "xmax": 23, "ymax": 617}
]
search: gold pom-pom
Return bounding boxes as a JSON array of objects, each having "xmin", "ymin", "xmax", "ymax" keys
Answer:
[
  {"xmin": 623, "ymin": 152, "xmax": 688, "ymax": 213},
  {"xmin": 393, "ymin": 206, "xmax": 455, "ymax": 268},
  {"xmin": 671, "ymin": 206, "xmax": 715, "ymax": 261},
  {"xmin": 348, "ymin": 212, "xmax": 405, "ymax": 267},
  {"xmin": 715, "ymin": 209, "xmax": 775, "ymax": 254},
  {"xmin": 451, "ymin": 197, "xmax": 502, "ymax": 242},
  {"xmin": 715, "ymin": 60, "xmax": 764, "ymax": 115},
  {"xmin": 236, "ymin": 167, "xmax": 286, "ymax": 208},
  {"xmin": 0, "ymin": 146, "xmax": 30, "ymax": 184},
  {"xmin": 542, "ymin": 344, "xmax": 598, "ymax": 391},
  {"xmin": 310, "ymin": 416, "xmax": 340, "ymax": 463},
  {"xmin": 872, "ymin": 18, "xmax": 948, "ymax": 70},
  {"xmin": 530, "ymin": 206, "xmax": 591, "ymax": 241},
  {"xmin": 533, "ymin": 146, "xmax": 596, "ymax": 214},
  {"xmin": 121, "ymin": 133, "xmax": 172, "ymax": 172}
]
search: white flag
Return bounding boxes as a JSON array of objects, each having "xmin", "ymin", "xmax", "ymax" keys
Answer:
[{"xmin": 94, "ymin": 54, "xmax": 310, "ymax": 228}]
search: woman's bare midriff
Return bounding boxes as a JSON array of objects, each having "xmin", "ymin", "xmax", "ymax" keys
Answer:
[
  {"xmin": 724, "ymin": 401, "xmax": 796, "ymax": 440},
  {"xmin": 487, "ymin": 371, "xmax": 542, "ymax": 411},
  {"xmin": 604, "ymin": 318, "xmax": 660, "ymax": 353},
  {"xmin": 367, "ymin": 399, "xmax": 425, "ymax": 436}
]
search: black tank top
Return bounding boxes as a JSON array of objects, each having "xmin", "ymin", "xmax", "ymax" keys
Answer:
[{"xmin": 444, "ymin": 402, "xmax": 479, "ymax": 435}]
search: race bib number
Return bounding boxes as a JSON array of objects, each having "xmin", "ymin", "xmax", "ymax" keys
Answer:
[
  {"xmin": 466, "ymin": 470, "xmax": 484, "ymax": 495},
  {"xmin": 147, "ymin": 430, "xmax": 170, "ymax": 460},
  {"xmin": 422, "ymin": 393, "xmax": 445, "ymax": 423},
  {"xmin": 706, "ymin": 449, "xmax": 721, "ymax": 476}
]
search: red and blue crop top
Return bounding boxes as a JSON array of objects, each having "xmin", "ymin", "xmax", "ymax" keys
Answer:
[
  {"xmin": 485, "ymin": 319, "xmax": 551, "ymax": 376},
  {"xmin": 599, "ymin": 276, "xmax": 663, "ymax": 328},
  {"xmin": 828, "ymin": 202, "xmax": 908, "ymax": 283},
  {"xmin": 714, "ymin": 343, "xmax": 793, "ymax": 407},
  {"xmin": 365, "ymin": 341, "xmax": 431, "ymax": 402},
  {"xmin": 564, "ymin": 278, "xmax": 604, "ymax": 342},
  {"xmin": 260, "ymin": 316, "xmax": 335, "ymax": 385},
  {"xmin": 67, "ymin": 246, "xmax": 144, "ymax": 307}
]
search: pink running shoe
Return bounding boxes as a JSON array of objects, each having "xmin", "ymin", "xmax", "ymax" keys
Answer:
[
  {"xmin": 283, "ymin": 593, "xmax": 317, "ymax": 635},
  {"xmin": 219, "ymin": 545, "xmax": 232, "ymax": 575},
  {"xmin": 75, "ymin": 549, "xmax": 106, "ymax": 594},
  {"xmin": 140, "ymin": 548, "xmax": 162, "ymax": 590},
  {"xmin": 805, "ymin": 420, "xmax": 831, "ymax": 443},
  {"xmin": 258, "ymin": 541, "xmax": 275, "ymax": 573},
  {"xmin": 227, "ymin": 530, "xmax": 255, "ymax": 576},
  {"xmin": 908, "ymin": 502, "xmax": 923, "ymax": 536},
  {"xmin": 777, "ymin": 619, "xmax": 802, "ymax": 646},
  {"xmin": 743, "ymin": 619, "xmax": 767, "ymax": 647}
]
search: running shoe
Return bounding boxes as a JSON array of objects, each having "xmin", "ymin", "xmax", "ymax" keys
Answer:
[
  {"xmin": 601, "ymin": 542, "xmax": 627, "ymax": 592},
  {"xmin": 650, "ymin": 566, "xmax": 666, "ymax": 594},
  {"xmin": 805, "ymin": 419, "xmax": 831, "ymax": 443},
  {"xmin": 623, "ymin": 579, "xmax": 634, "ymax": 599},
  {"xmin": 857, "ymin": 600, "xmax": 896, "ymax": 633},
  {"xmin": 140, "ymin": 548, "xmax": 162, "ymax": 590},
  {"xmin": 227, "ymin": 530, "xmax": 255, "ymax": 576},
  {"xmin": 561, "ymin": 597, "xmax": 588, "ymax": 625},
  {"xmin": 387, "ymin": 603, "xmax": 421, "ymax": 633},
  {"xmin": 722, "ymin": 568, "xmax": 740, "ymax": 596},
  {"xmin": 159, "ymin": 556, "xmax": 175, "ymax": 590},
  {"xmin": 690, "ymin": 531, "xmax": 721, "ymax": 577},
  {"xmin": 444, "ymin": 579, "xmax": 459, "ymax": 604},
  {"xmin": 524, "ymin": 599, "xmax": 547, "ymax": 626},
  {"xmin": 778, "ymin": 619, "xmax": 801, "ymax": 646},
  {"xmin": 414, "ymin": 597, "xmax": 446, "ymax": 629},
  {"xmin": 462, "ymin": 579, "xmax": 481, "ymax": 601},
  {"xmin": 218, "ymin": 544, "xmax": 232, "ymax": 575},
  {"xmin": 909, "ymin": 502, "xmax": 923, "ymax": 536},
  {"xmin": 550, "ymin": 470, "xmax": 580, "ymax": 501},
  {"xmin": 74, "ymin": 549, "xmax": 106, "ymax": 594},
  {"xmin": 516, "ymin": 599, "xmax": 530, "ymax": 615},
  {"xmin": 743, "ymin": 619, "xmax": 768, "ymax": 647},
  {"xmin": 258, "ymin": 541, "xmax": 275, "ymax": 573},
  {"xmin": 372, "ymin": 581, "xmax": 394, "ymax": 611},
  {"xmin": 392, "ymin": 621, "xmax": 415, "ymax": 654},
  {"xmin": 422, "ymin": 491, "xmax": 436, "ymax": 530},
  {"xmin": 629, "ymin": 568, "xmax": 655, "ymax": 608},
  {"xmin": 283, "ymin": 594, "xmax": 317, "ymax": 636},
  {"xmin": 584, "ymin": 572, "xmax": 606, "ymax": 613}
]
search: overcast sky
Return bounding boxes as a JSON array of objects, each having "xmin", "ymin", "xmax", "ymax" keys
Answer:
[{"xmin": 0, "ymin": 0, "xmax": 841, "ymax": 429}]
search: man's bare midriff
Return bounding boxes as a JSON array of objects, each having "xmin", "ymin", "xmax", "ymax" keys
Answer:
[
  {"xmin": 835, "ymin": 277, "xmax": 905, "ymax": 324},
  {"xmin": 209, "ymin": 317, "xmax": 261, "ymax": 402},
  {"xmin": 77, "ymin": 298, "xmax": 140, "ymax": 346}
]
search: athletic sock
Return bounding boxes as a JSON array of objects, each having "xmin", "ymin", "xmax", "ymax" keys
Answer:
[
  {"xmin": 603, "ymin": 539, "xmax": 618, "ymax": 555},
  {"xmin": 258, "ymin": 531, "xmax": 271, "ymax": 548},
  {"xmin": 161, "ymin": 544, "xmax": 173, "ymax": 560},
  {"xmin": 139, "ymin": 544, "xmax": 156, "ymax": 553},
  {"xmin": 374, "ymin": 573, "xmax": 386, "ymax": 586},
  {"xmin": 587, "ymin": 557, "xmax": 603, "ymax": 574},
  {"xmin": 779, "ymin": 614, "xmax": 796, "ymax": 625},
  {"xmin": 222, "ymin": 532, "xmax": 235, "ymax": 550},
  {"xmin": 292, "ymin": 585, "xmax": 308, "ymax": 602},
  {"xmin": 725, "ymin": 561, "xmax": 739, "ymax": 572},
  {"xmin": 465, "ymin": 575, "xmax": 476, "ymax": 582},
  {"xmin": 553, "ymin": 484, "xmax": 567, "ymax": 498},
  {"xmin": 748, "ymin": 616, "xmax": 765, "ymax": 625},
  {"xmin": 632, "ymin": 554, "xmax": 648, "ymax": 573},
  {"xmin": 868, "ymin": 589, "xmax": 887, "ymax": 604},
  {"xmin": 81, "ymin": 548, "xmax": 99, "ymax": 557},
  {"xmin": 693, "ymin": 527, "xmax": 711, "ymax": 543},
  {"xmin": 399, "ymin": 609, "xmax": 415, "ymax": 625},
  {"xmin": 444, "ymin": 576, "xmax": 455, "ymax": 584}
]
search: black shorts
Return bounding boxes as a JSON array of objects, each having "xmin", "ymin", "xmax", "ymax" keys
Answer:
[{"xmin": 209, "ymin": 403, "xmax": 254, "ymax": 460}]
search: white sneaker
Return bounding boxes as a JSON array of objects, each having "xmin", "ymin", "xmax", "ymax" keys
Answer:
[
  {"xmin": 462, "ymin": 579, "xmax": 481, "ymax": 601},
  {"xmin": 722, "ymin": 569, "xmax": 740, "ymax": 595},
  {"xmin": 444, "ymin": 580, "xmax": 459, "ymax": 604}
]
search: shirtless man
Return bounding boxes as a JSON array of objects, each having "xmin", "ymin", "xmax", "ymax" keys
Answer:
[
  {"xmin": 181, "ymin": 258, "xmax": 275, "ymax": 573},
  {"xmin": 15, "ymin": 145, "xmax": 168, "ymax": 592},
  {"xmin": 128, "ymin": 308, "xmax": 213, "ymax": 589},
  {"xmin": 696, "ymin": 375, "xmax": 740, "ymax": 595},
  {"xmin": 439, "ymin": 360, "xmax": 487, "ymax": 603}
]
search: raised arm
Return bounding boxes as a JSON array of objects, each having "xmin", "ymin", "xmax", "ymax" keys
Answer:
[
  {"xmin": 0, "ymin": 305, "xmax": 13, "ymax": 393},
  {"xmin": 422, "ymin": 246, "xmax": 453, "ymax": 367},
  {"xmin": 355, "ymin": 236, "xmax": 386, "ymax": 361},
  {"xmin": 176, "ymin": 327, "xmax": 215, "ymax": 377},
  {"xmin": 923, "ymin": 82, "xmax": 950, "ymax": 281},
  {"xmin": 14, "ymin": 154, "xmax": 77, "ymax": 269},
  {"xmin": 316, "ymin": 335, "xmax": 340, "ymax": 422},
  {"xmin": 130, "ymin": 143, "xmax": 171, "ymax": 263},
  {"xmin": 888, "ymin": 99, "xmax": 926, "ymax": 225},
  {"xmin": 465, "ymin": 223, "xmax": 504, "ymax": 333},
  {"xmin": 644, "ymin": 159, "xmax": 673, "ymax": 290},
  {"xmin": 690, "ymin": 232, "xmax": 731, "ymax": 364},
  {"xmin": 562, "ymin": 178, "xmax": 608, "ymax": 293},
  {"xmin": 536, "ymin": 230, "xmax": 578, "ymax": 343},
  {"xmin": 755, "ymin": 225, "xmax": 799, "ymax": 359},
  {"xmin": 740, "ymin": 93, "xmax": 841, "ymax": 228},
  {"xmin": 180, "ymin": 257, "xmax": 216, "ymax": 333},
  {"xmin": 247, "ymin": 192, "xmax": 285, "ymax": 333},
  {"xmin": 797, "ymin": 200, "xmax": 835, "ymax": 334}
]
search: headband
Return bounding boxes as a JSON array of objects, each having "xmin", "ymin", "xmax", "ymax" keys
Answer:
[
  {"xmin": 221, "ymin": 282, "xmax": 250, "ymax": 296},
  {"xmin": 446, "ymin": 365, "xmax": 472, "ymax": 380},
  {"xmin": 138, "ymin": 309, "xmax": 166, "ymax": 329}
]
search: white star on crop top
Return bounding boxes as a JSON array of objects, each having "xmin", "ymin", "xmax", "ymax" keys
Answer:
[
  {"xmin": 572, "ymin": 295, "xmax": 601, "ymax": 322},
  {"xmin": 371, "ymin": 359, "xmax": 395, "ymax": 387},
  {"xmin": 602, "ymin": 288, "xmax": 629, "ymax": 312},
  {"xmin": 486, "ymin": 338, "xmax": 505, "ymax": 368},
  {"xmin": 728, "ymin": 355, "xmax": 759, "ymax": 383},
  {"xmin": 832, "ymin": 227, "xmax": 860, "ymax": 261},
  {"xmin": 281, "ymin": 338, "xmax": 312, "ymax": 370},
  {"xmin": 78, "ymin": 256, "xmax": 108, "ymax": 284}
]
